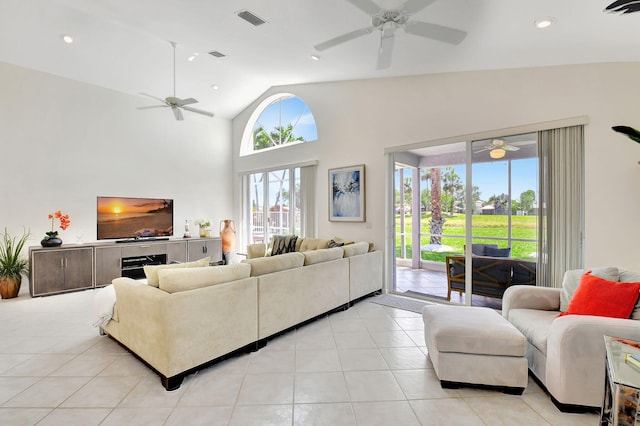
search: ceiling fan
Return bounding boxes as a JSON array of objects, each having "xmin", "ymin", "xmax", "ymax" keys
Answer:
[
  {"xmin": 475, "ymin": 140, "xmax": 520, "ymax": 159},
  {"xmin": 314, "ymin": 0, "xmax": 467, "ymax": 70},
  {"xmin": 605, "ymin": 0, "xmax": 640, "ymax": 14},
  {"xmin": 137, "ymin": 41, "xmax": 214, "ymax": 121}
]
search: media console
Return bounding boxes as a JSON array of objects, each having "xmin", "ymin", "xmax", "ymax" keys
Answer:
[
  {"xmin": 121, "ymin": 254, "xmax": 167, "ymax": 279},
  {"xmin": 29, "ymin": 237, "xmax": 222, "ymax": 297}
]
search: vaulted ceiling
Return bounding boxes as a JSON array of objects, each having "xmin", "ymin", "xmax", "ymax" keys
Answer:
[{"xmin": 1, "ymin": 0, "xmax": 638, "ymax": 119}]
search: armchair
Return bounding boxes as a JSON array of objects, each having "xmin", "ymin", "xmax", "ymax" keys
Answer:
[{"xmin": 502, "ymin": 267, "xmax": 640, "ymax": 409}]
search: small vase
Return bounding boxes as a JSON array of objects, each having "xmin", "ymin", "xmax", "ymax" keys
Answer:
[
  {"xmin": 0, "ymin": 276, "xmax": 21, "ymax": 299},
  {"xmin": 220, "ymin": 219, "xmax": 236, "ymax": 253},
  {"xmin": 199, "ymin": 228, "xmax": 211, "ymax": 238},
  {"xmin": 41, "ymin": 233, "xmax": 63, "ymax": 247}
]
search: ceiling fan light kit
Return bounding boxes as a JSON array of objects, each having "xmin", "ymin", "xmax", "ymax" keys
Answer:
[
  {"xmin": 137, "ymin": 41, "xmax": 214, "ymax": 121},
  {"xmin": 489, "ymin": 148, "xmax": 506, "ymax": 159},
  {"xmin": 314, "ymin": 0, "xmax": 467, "ymax": 70}
]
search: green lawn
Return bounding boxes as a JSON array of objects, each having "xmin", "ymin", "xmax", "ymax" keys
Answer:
[{"xmin": 396, "ymin": 213, "xmax": 537, "ymax": 262}]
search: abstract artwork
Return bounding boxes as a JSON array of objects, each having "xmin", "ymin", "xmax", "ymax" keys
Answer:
[{"xmin": 329, "ymin": 164, "xmax": 365, "ymax": 222}]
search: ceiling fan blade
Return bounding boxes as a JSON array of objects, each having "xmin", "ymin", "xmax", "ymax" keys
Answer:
[
  {"xmin": 402, "ymin": 0, "xmax": 437, "ymax": 14},
  {"xmin": 137, "ymin": 105, "xmax": 169, "ymax": 110},
  {"xmin": 314, "ymin": 27, "xmax": 374, "ymax": 51},
  {"xmin": 182, "ymin": 106, "xmax": 215, "ymax": 117},
  {"xmin": 139, "ymin": 92, "xmax": 168, "ymax": 104},
  {"xmin": 474, "ymin": 146, "xmax": 491, "ymax": 153},
  {"xmin": 405, "ymin": 20, "xmax": 467, "ymax": 45},
  {"xmin": 172, "ymin": 107, "xmax": 184, "ymax": 121},
  {"xmin": 347, "ymin": 0, "xmax": 380, "ymax": 15},
  {"xmin": 176, "ymin": 98, "xmax": 198, "ymax": 106},
  {"xmin": 376, "ymin": 32, "xmax": 395, "ymax": 70},
  {"xmin": 504, "ymin": 145, "xmax": 520, "ymax": 151}
]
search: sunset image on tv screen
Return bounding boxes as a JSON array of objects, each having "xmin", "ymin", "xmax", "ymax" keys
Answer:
[{"xmin": 97, "ymin": 197, "xmax": 173, "ymax": 240}]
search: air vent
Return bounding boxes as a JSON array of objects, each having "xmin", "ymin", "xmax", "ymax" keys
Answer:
[
  {"xmin": 237, "ymin": 10, "xmax": 266, "ymax": 26},
  {"xmin": 208, "ymin": 50, "xmax": 226, "ymax": 58}
]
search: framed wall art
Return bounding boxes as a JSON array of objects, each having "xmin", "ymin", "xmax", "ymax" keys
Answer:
[{"xmin": 329, "ymin": 164, "xmax": 365, "ymax": 222}]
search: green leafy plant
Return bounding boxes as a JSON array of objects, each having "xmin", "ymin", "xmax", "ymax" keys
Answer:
[
  {"xmin": 612, "ymin": 126, "xmax": 640, "ymax": 143},
  {"xmin": 0, "ymin": 228, "xmax": 30, "ymax": 280},
  {"xmin": 195, "ymin": 220, "xmax": 211, "ymax": 228}
]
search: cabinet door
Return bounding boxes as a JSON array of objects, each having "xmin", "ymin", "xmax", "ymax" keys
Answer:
[
  {"xmin": 95, "ymin": 246, "xmax": 122, "ymax": 286},
  {"xmin": 187, "ymin": 239, "xmax": 222, "ymax": 262},
  {"xmin": 187, "ymin": 240, "xmax": 207, "ymax": 262},
  {"xmin": 167, "ymin": 241, "xmax": 187, "ymax": 263},
  {"xmin": 30, "ymin": 247, "xmax": 93, "ymax": 295},
  {"xmin": 205, "ymin": 239, "xmax": 222, "ymax": 262},
  {"xmin": 31, "ymin": 250, "xmax": 66, "ymax": 296},
  {"xmin": 63, "ymin": 248, "xmax": 94, "ymax": 291}
]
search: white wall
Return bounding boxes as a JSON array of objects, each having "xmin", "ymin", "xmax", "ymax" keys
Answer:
[
  {"xmin": 232, "ymin": 62, "xmax": 640, "ymax": 271},
  {"xmin": 1, "ymin": 61, "xmax": 233, "ymax": 247}
]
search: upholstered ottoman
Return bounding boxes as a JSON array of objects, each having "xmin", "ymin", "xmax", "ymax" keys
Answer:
[{"xmin": 422, "ymin": 305, "xmax": 528, "ymax": 394}]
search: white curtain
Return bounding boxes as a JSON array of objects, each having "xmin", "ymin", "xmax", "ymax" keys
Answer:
[
  {"xmin": 537, "ymin": 125, "xmax": 584, "ymax": 288},
  {"xmin": 299, "ymin": 165, "xmax": 316, "ymax": 237}
]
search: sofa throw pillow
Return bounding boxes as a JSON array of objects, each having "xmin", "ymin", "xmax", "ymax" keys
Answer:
[
  {"xmin": 471, "ymin": 244, "xmax": 497, "ymax": 256},
  {"xmin": 144, "ymin": 257, "xmax": 210, "ymax": 287},
  {"xmin": 328, "ymin": 239, "xmax": 345, "ymax": 248},
  {"xmin": 299, "ymin": 238, "xmax": 330, "ymax": 252},
  {"xmin": 484, "ymin": 246, "xmax": 511, "ymax": 258},
  {"xmin": 270, "ymin": 235, "xmax": 298, "ymax": 256},
  {"xmin": 559, "ymin": 271, "xmax": 640, "ymax": 319},
  {"xmin": 560, "ymin": 266, "xmax": 619, "ymax": 312}
]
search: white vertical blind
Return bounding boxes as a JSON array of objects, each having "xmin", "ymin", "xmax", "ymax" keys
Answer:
[
  {"xmin": 537, "ymin": 125, "xmax": 584, "ymax": 288},
  {"xmin": 299, "ymin": 165, "xmax": 316, "ymax": 238}
]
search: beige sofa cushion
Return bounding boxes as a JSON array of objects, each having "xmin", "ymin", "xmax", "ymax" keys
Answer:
[
  {"xmin": 303, "ymin": 247, "xmax": 344, "ymax": 266},
  {"xmin": 242, "ymin": 251, "xmax": 304, "ymax": 277},
  {"xmin": 158, "ymin": 263, "xmax": 251, "ymax": 293},
  {"xmin": 247, "ymin": 243, "xmax": 267, "ymax": 259},
  {"xmin": 299, "ymin": 238, "xmax": 329, "ymax": 252},
  {"xmin": 144, "ymin": 257, "xmax": 210, "ymax": 287},
  {"xmin": 342, "ymin": 241, "xmax": 370, "ymax": 257}
]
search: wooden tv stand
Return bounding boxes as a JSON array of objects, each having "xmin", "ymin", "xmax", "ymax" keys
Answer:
[{"xmin": 28, "ymin": 237, "xmax": 221, "ymax": 297}]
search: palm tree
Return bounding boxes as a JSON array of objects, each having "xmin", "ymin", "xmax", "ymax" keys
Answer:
[
  {"xmin": 253, "ymin": 123, "xmax": 304, "ymax": 150},
  {"xmin": 427, "ymin": 167, "xmax": 444, "ymax": 244},
  {"xmin": 442, "ymin": 166, "xmax": 463, "ymax": 215}
]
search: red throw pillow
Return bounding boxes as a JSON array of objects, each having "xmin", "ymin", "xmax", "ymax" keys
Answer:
[{"xmin": 560, "ymin": 271, "xmax": 640, "ymax": 319}]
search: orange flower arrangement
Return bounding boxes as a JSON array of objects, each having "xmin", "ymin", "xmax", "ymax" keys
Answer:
[{"xmin": 45, "ymin": 210, "xmax": 71, "ymax": 239}]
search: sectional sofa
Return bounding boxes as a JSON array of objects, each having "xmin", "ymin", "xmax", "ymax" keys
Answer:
[{"xmin": 101, "ymin": 240, "xmax": 382, "ymax": 390}]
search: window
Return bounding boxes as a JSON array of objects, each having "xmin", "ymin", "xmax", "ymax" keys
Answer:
[
  {"xmin": 242, "ymin": 164, "xmax": 317, "ymax": 249},
  {"xmin": 241, "ymin": 94, "xmax": 318, "ymax": 156},
  {"xmin": 248, "ymin": 167, "xmax": 301, "ymax": 244}
]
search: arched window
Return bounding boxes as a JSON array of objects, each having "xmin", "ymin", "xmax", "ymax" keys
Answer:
[{"xmin": 241, "ymin": 94, "xmax": 317, "ymax": 155}]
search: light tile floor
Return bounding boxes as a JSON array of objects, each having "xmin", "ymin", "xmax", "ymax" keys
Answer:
[{"xmin": 0, "ymin": 286, "xmax": 599, "ymax": 425}]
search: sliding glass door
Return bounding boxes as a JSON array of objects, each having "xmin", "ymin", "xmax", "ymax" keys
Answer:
[{"xmin": 392, "ymin": 134, "xmax": 539, "ymax": 309}]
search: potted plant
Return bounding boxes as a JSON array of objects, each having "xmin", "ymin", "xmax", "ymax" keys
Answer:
[
  {"xmin": 0, "ymin": 228, "xmax": 30, "ymax": 299},
  {"xmin": 195, "ymin": 220, "xmax": 212, "ymax": 238}
]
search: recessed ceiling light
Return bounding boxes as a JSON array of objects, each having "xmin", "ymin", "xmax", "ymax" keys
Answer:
[
  {"xmin": 211, "ymin": 84, "xmax": 219, "ymax": 90},
  {"xmin": 62, "ymin": 35, "xmax": 74, "ymax": 44},
  {"xmin": 534, "ymin": 17, "xmax": 555, "ymax": 29},
  {"xmin": 310, "ymin": 54, "xmax": 320, "ymax": 61}
]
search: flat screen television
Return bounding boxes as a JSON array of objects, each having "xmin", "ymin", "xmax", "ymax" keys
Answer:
[{"xmin": 97, "ymin": 196, "xmax": 174, "ymax": 240}]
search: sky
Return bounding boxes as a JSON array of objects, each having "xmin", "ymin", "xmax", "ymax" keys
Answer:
[
  {"xmin": 253, "ymin": 95, "xmax": 318, "ymax": 142},
  {"xmin": 396, "ymin": 157, "xmax": 539, "ymax": 206}
]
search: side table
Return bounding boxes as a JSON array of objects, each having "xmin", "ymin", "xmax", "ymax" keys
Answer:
[{"xmin": 601, "ymin": 335, "xmax": 640, "ymax": 425}]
